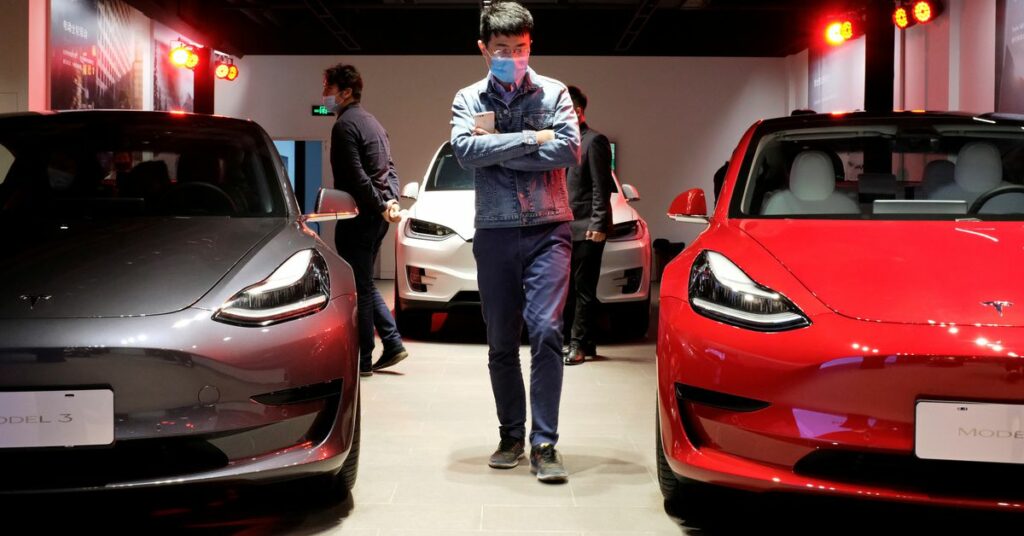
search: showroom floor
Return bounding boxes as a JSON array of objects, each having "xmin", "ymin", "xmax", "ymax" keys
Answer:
[{"xmin": 330, "ymin": 283, "xmax": 676, "ymax": 536}]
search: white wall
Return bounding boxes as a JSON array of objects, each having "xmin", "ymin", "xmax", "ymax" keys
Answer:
[
  {"xmin": 0, "ymin": 0, "xmax": 30, "ymax": 113},
  {"xmin": 809, "ymin": 36, "xmax": 867, "ymax": 112},
  {"xmin": 896, "ymin": 0, "xmax": 995, "ymax": 112},
  {"xmin": 898, "ymin": 6, "xmax": 951, "ymax": 110},
  {"xmin": 957, "ymin": 0, "xmax": 996, "ymax": 112},
  {"xmin": 786, "ymin": 49, "xmax": 809, "ymax": 111},
  {"xmin": 217, "ymin": 55, "xmax": 791, "ymax": 276}
]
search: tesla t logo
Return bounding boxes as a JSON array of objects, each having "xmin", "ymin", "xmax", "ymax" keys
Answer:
[
  {"xmin": 981, "ymin": 301, "xmax": 1014, "ymax": 317},
  {"xmin": 19, "ymin": 295, "xmax": 52, "ymax": 309}
]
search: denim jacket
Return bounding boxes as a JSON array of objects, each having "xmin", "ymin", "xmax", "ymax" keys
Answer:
[{"xmin": 450, "ymin": 69, "xmax": 581, "ymax": 229}]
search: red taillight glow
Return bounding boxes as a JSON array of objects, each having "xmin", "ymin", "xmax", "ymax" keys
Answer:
[
  {"xmin": 214, "ymin": 58, "xmax": 239, "ymax": 81},
  {"xmin": 169, "ymin": 46, "xmax": 191, "ymax": 67},
  {"xmin": 170, "ymin": 43, "xmax": 200, "ymax": 70},
  {"xmin": 840, "ymin": 21, "xmax": 854, "ymax": 40},
  {"xmin": 913, "ymin": 1, "xmax": 933, "ymax": 23},
  {"xmin": 825, "ymin": 22, "xmax": 846, "ymax": 46},
  {"xmin": 894, "ymin": 7, "xmax": 910, "ymax": 29},
  {"xmin": 184, "ymin": 50, "xmax": 200, "ymax": 69}
]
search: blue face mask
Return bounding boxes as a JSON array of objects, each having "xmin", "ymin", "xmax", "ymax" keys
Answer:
[
  {"xmin": 489, "ymin": 54, "xmax": 529, "ymax": 86},
  {"xmin": 322, "ymin": 94, "xmax": 338, "ymax": 112}
]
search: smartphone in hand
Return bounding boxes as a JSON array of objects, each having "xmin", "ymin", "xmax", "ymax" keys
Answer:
[{"xmin": 473, "ymin": 111, "xmax": 496, "ymax": 133}]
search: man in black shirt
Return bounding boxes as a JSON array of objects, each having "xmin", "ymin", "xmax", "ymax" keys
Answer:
[
  {"xmin": 563, "ymin": 85, "xmax": 613, "ymax": 366},
  {"xmin": 323, "ymin": 63, "xmax": 407, "ymax": 377}
]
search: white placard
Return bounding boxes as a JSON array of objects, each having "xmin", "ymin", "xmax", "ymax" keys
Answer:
[
  {"xmin": 916, "ymin": 400, "xmax": 1024, "ymax": 464},
  {"xmin": 0, "ymin": 390, "xmax": 114, "ymax": 449}
]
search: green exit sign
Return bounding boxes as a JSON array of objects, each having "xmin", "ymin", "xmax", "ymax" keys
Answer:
[{"xmin": 311, "ymin": 105, "xmax": 334, "ymax": 116}]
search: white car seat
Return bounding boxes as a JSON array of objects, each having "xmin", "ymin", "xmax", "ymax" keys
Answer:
[
  {"xmin": 930, "ymin": 142, "xmax": 1024, "ymax": 213},
  {"xmin": 761, "ymin": 150, "xmax": 860, "ymax": 215},
  {"xmin": 916, "ymin": 159, "xmax": 954, "ymax": 199}
]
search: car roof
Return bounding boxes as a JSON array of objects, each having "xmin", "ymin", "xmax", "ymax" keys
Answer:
[
  {"xmin": 757, "ymin": 110, "xmax": 1024, "ymax": 131},
  {"xmin": 0, "ymin": 109, "xmax": 257, "ymax": 130}
]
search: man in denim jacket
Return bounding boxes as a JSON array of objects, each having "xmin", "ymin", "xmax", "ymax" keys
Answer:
[{"xmin": 450, "ymin": 1, "xmax": 580, "ymax": 483}]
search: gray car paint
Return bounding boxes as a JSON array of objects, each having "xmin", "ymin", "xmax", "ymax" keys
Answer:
[{"xmin": 0, "ymin": 111, "xmax": 360, "ymax": 492}]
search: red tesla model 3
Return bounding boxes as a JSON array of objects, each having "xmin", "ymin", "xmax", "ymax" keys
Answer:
[{"xmin": 658, "ymin": 111, "xmax": 1024, "ymax": 509}]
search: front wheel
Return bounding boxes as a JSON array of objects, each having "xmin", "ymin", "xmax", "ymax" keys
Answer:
[
  {"xmin": 608, "ymin": 295, "xmax": 652, "ymax": 340},
  {"xmin": 337, "ymin": 396, "xmax": 361, "ymax": 492},
  {"xmin": 656, "ymin": 403, "xmax": 681, "ymax": 500},
  {"xmin": 393, "ymin": 286, "xmax": 432, "ymax": 338}
]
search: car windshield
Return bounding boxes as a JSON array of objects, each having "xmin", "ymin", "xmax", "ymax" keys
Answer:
[
  {"xmin": 0, "ymin": 113, "xmax": 287, "ymax": 221},
  {"xmin": 425, "ymin": 144, "xmax": 473, "ymax": 191},
  {"xmin": 732, "ymin": 118, "xmax": 1024, "ymax": 220}
]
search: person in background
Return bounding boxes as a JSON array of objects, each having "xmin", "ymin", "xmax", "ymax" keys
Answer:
[
  {"xmin": 323, "ymin": 63, "xmax": 408, "ymax": 377},
  {"xmin": 562, "ymin": 85, "xmax": 613, "ymax": 367}
]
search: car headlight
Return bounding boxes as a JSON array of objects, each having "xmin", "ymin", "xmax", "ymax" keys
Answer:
[
  {"xmin": 688, "ymin": 250, "xmax": 809, "ymax": 332},
  {"xmin": 213, "ymin": 249, "xmax": 330, "ymax": 327},
  {"xmin": 607, "ymin": 220, "xmax": 642, "ymax": 241},
  {"xmin": 406, "ymin": 218, "xmax": 456, "ymax": 240}
]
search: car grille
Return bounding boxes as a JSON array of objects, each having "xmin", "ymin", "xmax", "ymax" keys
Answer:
[
  {"xmin": 0, "ymin": 434, "xmax": 231, "ymax": 491},
  {"xmin": 793, "ymin": 450, "xmax": 1024, "ymax": 500},
  {"xmin": 0, "ymin": 392, "xmax": 340, "ymax": 491}
]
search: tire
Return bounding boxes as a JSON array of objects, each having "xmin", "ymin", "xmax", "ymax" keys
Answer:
[
  {"xmin": 609, "ymin": 294, "xmax": 651, "ymax": 340},
  {"xmin": 656, "ymin": 402, "xmax": 682, "ymax": 500},
  {"xmin": 394, "ymin": 285, "xmax": 431, "ymax": 338},
  {"xmin": 337, "ymin": 396, "xmax": 361, "ymax": 492}
]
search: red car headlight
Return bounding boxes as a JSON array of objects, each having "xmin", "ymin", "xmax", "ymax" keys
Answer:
[{"xmin": 688, "ymin": 250, "xmax": 809, "ymax": 332}]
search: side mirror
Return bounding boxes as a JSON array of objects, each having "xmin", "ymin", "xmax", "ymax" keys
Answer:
[
  {"xmin": 306, "ymin": 188, "xmax": 358, "ymax": 222},
  {"xmin": 401, "ymin": 182, "xmax": 420, "ymax": 200},
  {"xmin": 667, "ymin": 189, "xmax": 709, "ymax": 224},
  {"xmin": 621, "ymin": 183, "xmax": 641, "ymax": 202}
]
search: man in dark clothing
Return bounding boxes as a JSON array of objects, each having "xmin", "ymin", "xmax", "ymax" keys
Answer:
[
  {"xmin": 562, "ymin": 85, "xmax": 613, "ymax": 366},
  {"xmin": 323, "ymin": 63, "xmax": 408, "ymax": 377}
]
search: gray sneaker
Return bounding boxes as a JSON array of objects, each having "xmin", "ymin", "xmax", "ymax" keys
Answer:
[
  {"xmin": 530, "ymin": 443, "xmax": 568, "ymax": 483},
  {"xmin": 488, "ymin": 437, "xmax": 525, "ymax": 469}
]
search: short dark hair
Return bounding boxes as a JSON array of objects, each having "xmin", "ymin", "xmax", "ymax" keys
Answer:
[
  {"xmin": 480, "ymin": 1, "xmax": 534, "ymax": 44},
  {"xmin": 567, "ymin": 85, "xmax": 587, "ymax": 111},
  {"xmin": 790, "ymin": 108, "xmax": 816, "ymax": 116},
  {"xmin": 323, "ymin": 63, "xmax": 363, "ymax": 102}
]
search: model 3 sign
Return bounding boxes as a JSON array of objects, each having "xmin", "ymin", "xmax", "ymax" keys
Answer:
[
  {"xmin": 916, "ymin": 400, "xmax": 1024, "ymax": 464},
  {"xmin": 0, "ymin": 390, "xmax": 114, "ymax": 449}
]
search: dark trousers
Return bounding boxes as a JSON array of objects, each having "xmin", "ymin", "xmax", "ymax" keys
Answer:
[
  {"xmin": 473, "ymin": 222, "xmax": 571, "ymax": 447},
  {"xmin": 564, "ymin": 239, "xmax": 605, "ymax": 352},
  {"xmin": 336, "ymin": 216, "xmax": 403, "ymax": 370}
]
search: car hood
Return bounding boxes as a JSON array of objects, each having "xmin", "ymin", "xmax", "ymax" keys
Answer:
[
  {"xmin": 411, "ymin": 190, "xmax": 475, "ymax": 240},
  {"xmin": 738, "ymin": 220, "xmax": 1024, "ymax": 326},
  {"xmin": 1, "ymin": 218, "xmax": 283, "ymax": 319}
]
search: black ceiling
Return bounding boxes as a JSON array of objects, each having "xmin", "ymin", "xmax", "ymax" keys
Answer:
[{"xmin": 124, "ymin": 0, "xmax": 867, "ymax": 58}]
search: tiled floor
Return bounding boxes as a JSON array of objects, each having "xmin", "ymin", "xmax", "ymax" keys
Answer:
[{"xmin": 329, "ymin": 280, "xmax": 678, "ymax": 536}]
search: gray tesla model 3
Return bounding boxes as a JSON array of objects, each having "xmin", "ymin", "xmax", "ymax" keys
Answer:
[{"xmin": 0, "ymin": 110, "xmax": 361, "ymax": 493}]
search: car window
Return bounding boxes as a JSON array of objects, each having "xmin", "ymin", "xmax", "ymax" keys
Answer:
[
  {"xmin": 425, "ymin": 144, "xmax": 474, "ymax": 191},
  {"xmin": 734, "ymin": 121, "xmax": 1024, "ymax": 220},
  {"xmin": 0, "ymin": 114, "xmax": 286, "ymax": 220}
]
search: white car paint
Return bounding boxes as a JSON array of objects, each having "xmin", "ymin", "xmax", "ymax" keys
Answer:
[{"xmin": 395, "ymin": 143, "xmax": 651, "ymax": 326}]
